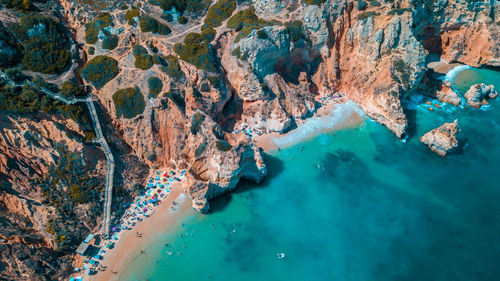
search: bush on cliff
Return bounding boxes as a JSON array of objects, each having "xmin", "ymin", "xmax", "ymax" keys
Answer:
[
  {"xmin": 132, "ymin": 45, "xmax": 154, "ymax": 70},
  {"xmin": 60, "ymin": 80, "xmax": 86, "ymax": 99},
  {"xmin": 12, "ymin": 14, "xmax": 71, "ymax": 74},
  {"xmin": 284, "ymin": 20, "xmax": 304, "ymax": 42},
  {"xmin": 148, "ymin": 76, "xmax": 163, "ymax": 97},
  {"xmin": 164, "ymin": 91, "xmax": 185, "ymax": 110},
  {"xmin": 81, "ymin": 55, "xmax": 120, "ymax": 89},
  {"xmin": 112, "ymin": 87, "xmax": 145, "ymax": 119},
  {"xmin": 126, "ymin": 8, "xmax": 140, "ymax": 25},
  {"xmin": 161, "ymin": 55, "xmax": 184, "ymax": 79},
  {"xmin": 303, "ymin": 0, "xmax": 326, "ymax": 5},
  {"xmin": 174, "ymin": 32, "xmax": 216, "ymax": 72},
  {"xmin": 190, "ymin": 113, "xmax": 205, "ymax": 135},
  {"xmin": 0, "ymin": 23, "xmax": 22, "ymax": 68},
  {"xmin": 140, "ymin": 15, "xmax": 171, "ymax": 35},
  {"xmin": 215, "ymin": 140, "xmax": 232, "ymax": 152},
  {"xmin": 85, "ymin": 13, "xmax": 113, "ymax": 44},
  {"xmin": 226, "ymin": 8, "xmax": 275, "ymax": 43},
  {"xmin": 204, "ymin": 0, "xmax": 236, "ymax": 28},
  {"xmin": 101, "ymin": 32, "xmax": 119, "ymax": 50},
  {"xmin": 150, "ymin": 0, "xmax": 211, "ymax": 16}
]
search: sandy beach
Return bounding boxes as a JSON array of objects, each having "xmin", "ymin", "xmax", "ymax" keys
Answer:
[
  {"xmin": 254, "ymin": 101, "xmax": 365, "ymax": 152},
  {"xmin": 88, "ymin": 183, "xmax": 192, "ymax": 281},
  {"xmin": 427, "ymin": 60, "xmax": 462, "ymax": 74}
]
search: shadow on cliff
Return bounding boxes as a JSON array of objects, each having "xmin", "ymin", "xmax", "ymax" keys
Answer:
[{"xmin": 207, "ymin": 153, "xmax": 285, "ymax": 214}]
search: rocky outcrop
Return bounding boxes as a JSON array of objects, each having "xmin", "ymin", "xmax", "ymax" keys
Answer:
[
  {"xmin": 420, "ymin": 120, "xmax": 460, "ymax": 156},
  {"xmin": 435, "ymin": 81, "xmax": 461, "ymax": 106},
  {"xmin": 182, "ymin": 112, "xmax": 267, "ymax": 212},
  {"xmin": 464, "ymin": 83, "xmax": 498, "ymax": 108}
]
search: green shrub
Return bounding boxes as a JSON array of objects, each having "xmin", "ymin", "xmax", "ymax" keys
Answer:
[
  {"xmin": 112, "ymin": 87, "xmax": 145, "ymax": 118},
  {"xmin": 174, "ymin": 33, "xmax": 216, "ymax": 72},
  {"xmin": 126, "ymin": 8, "xmax": 140, "ymax": 23},
  {"xmin": 140, "ymin": 15, "xmax": 171, "ymax": 35},
  {"xmin": 148, "ymin": 76, "xmax": 163, "ymax": 97},
  {"xmin": 0, "ymin": 80, "xmax": 90, "ymax": 125},
  {"xmin": 190, "ymin": 113, "xmax": 205, "ymax": 134},
  {"xmin": 164, "ymin": 91, "xmax": 185, "ymax": 109},
  {"xmin": 207, "ymin": 75, "xmax": 221, "ymax": 88},
  {"xmin": 215, "ymin": 140, "xmax": 231, "ymax": 152},
  {"xmin": 200, "ymin": 27, "xmax": 216, "ymax": 42},
  {"xmin": 161, "ymin": 55, "xmax": 184, "ymax": 79},
  {"xmin": 226, "ymin": 8, "xmax": 274, "ymax": 42},
  {"xmin": 303, "ymin": 0, "xmax": 326, "ymax": 5},
  {"xmin": 357, "ymin": 11, "xmax": 379, "ymax": 20},
  {"xmin": 135, "ymin": 54, "xmax": 153, "ymax": 70},
  {"xmin": 0, "ymin": 0, "xmax": 33, "ymax": 11},
  {"xmin": 120, "ymin": 4, "xmax": 129, "ymax": 10},
  {"xmin": 12, "ymin": 15, "xmax": 71, "ymax": 74},
  {"xmin": 152, "ymin": 0, "xmax": 211, "ymax": 16},
  {"xmin": 285, "ymin": 20, "xmax": 304, "ymax": 42},
  {"xmin": 60, "ymin": 81, "xmax": 86, "ymax": 99},
  {"xmin": 102, "ymin": 34, "xmax": 118, "ymax": 50},
  {"xmin": 388, "ymin": 7, "xmax": 411, "ymax": 15},
  {"xmin": 88, "ymin": 46, "xmax": 95, "ymax": 55},
  {"xmin": 391, "ymin": 59, "xmax": 410, "ymax": 85},
  {"xmin": 231, "ymin": 46, "xmax": 241, "ymax": 58},
  {"xmin": 357, "ymin": 0, "xmax": 368, "ymax": 10},
  {"xmin": 133, "ymin": 45, "xmax": 148, "ymax": 56},
  {"xmin": 178, "ymin": 15, "xmax": 188, "ymax": 24},
  {"xmin": 81, "ymin": 56, "xmax": 120, "ymax": 89},
  {"xmin": 204, "ymin": 0, "xmax": 236, "ymax": 28},
  {"xmin": 368, "ymin": 0, "xmax": 381, "ymax": 7},
  {"xmin": 194, "ymin": 141, "xmax": 207, "ymax": 157},
  {"xmin": 85, "ymin": 13, "xmax": 112, "ymax": 44},
  {"xmin": 0, "ymin": 22, "xmax": 22, "ymax": 68}
]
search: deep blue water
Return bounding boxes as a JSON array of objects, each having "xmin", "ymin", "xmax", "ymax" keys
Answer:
[{"xmin": 120, "ymin": 67, "xmax": 500, "ymax": 281}]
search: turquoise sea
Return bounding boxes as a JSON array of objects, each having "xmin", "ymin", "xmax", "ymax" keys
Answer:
[{"xmin": 120, "ymin": 67, "xmax": 500, "ymax": 281}]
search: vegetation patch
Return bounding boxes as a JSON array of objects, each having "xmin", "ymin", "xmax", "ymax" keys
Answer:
[
  {"xmin": 178, "ymin": 15, "xmax": 188, "ymax": 24},
  {"xmin": 151, "ymin": 0, "xmax": 211, "ymax": 16},
  {"xmin": 226, "ymin": 8, "xmax": 275, "ymax": 43},
  {"xmin": 0, "ymin": 77, "xmax": 89, "ymax": 125},
  {"xmin": 204, "ymin": 0, "xmax": 236, "ymax": 28},
  {"xmin": 126, "ymin": 8, "xmax": 140, "ymax": 25},
  {"xmin": 85, "ymin": 13, "xmax": 112, "ymax": 44},
  {"xmin": 194, "ymin": 141, "xmax": 207, "ymax": 158},
  {"xmin": 174, "ymin": 32, "xmax": 216, "ymax": 72},
  {"xmin": 357, "ymin": 0, "xmax": 368, "ymax": 10},
  {"xmin": 161, "ymin": 55, "xmax": 184, "ymax": 79},
  {"xmin": 148, "ymin": 76, "xmax": 163, "ymax": 97},
  {"xmin": 140, "ymin": 15, "xmax": 171, "ymax": 35},
  {"xmin": 164, "ymin": 91, "xmax": 186, "ymax": 109},
  {"xmin": 81, "ymin": 56, "xmax": 120, "ymax": 89},
  {"xmin": 391, "ymin": 59, "xmax": 410, "ymax": 85},
  {"xmin": 101, "ymin": 32, "xmax": 118, "ymax": 50},
  {"xmin": 60, "ymin": 80, "xmax": 86, "ymax": 99},
  {"xmin": 304, "ymin": 0, "xmax": 326, "ymax": 5},
  {"xmin": 284, "ymin": 20, "xmax": 305, "ymax": 42},
  {"xmin": 358, "ymin": 11, "xmax": 380, "ymax": 20},
  {"xmin": 200, "ymin": 27, "xmax": 217, "ymax": 42},
  {"xmin": 190, "ymin": 112, "xmax": 205, "ymax": 135},
  {"xmin": 112, "ymin": 87, "xmax": 145, "ymax": 119},
  {"xmin": 12, "ymin": 15, "xmax": 71, "ymax": 74},
  {"xmin": 0, "ymin": 23, "xmax": 22, "ymax": 68},
  {"xmin": 215, "ymin": 140, "xmax": 232, "ymax": 152}
]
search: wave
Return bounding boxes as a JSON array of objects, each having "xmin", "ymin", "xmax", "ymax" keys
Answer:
[
  {"xmin": 272, "ymin": 101, "xmax": 365, "ymax": 148},
  {"xmin": 443, "ymin": 65, "xmax": 472, "ymax": 82}
]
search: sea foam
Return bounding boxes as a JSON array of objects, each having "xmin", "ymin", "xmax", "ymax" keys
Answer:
[
  {"xmin": 272, "ymin": 101, "xmax": 365, "ymax": 149},
  {"xmin": 443, "ymin": 65, "xmax": 471, "ymax": 82}
]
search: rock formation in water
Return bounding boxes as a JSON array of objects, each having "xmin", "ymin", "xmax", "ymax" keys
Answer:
[
  {"xmin": 1, "ymin": 0, "xmax": 500, "ymax": 278},
  {"xmin": 435, "ymin": 81, "xmax": 461, "ymax": 106},
  {"xmin": 420, "ymin": 120, "xmax": 460, "ymax": 156},
  {"xmin": 464, "ymin": 83, "xmax": 498, "ymax": 108}
]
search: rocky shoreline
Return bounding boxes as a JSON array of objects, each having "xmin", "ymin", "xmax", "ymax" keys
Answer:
[{"xmin": 1, "ymin": 0, "xmax": 500, "ymax": 279}]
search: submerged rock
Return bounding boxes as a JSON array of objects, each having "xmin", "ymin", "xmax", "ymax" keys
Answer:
[
  {"xmin": 464, "ymin": 83, "xmax": 498, "ymax": 108},
  {"xmin": 420, "ymin": 120, "xmax": 460, "ymax": 156}
]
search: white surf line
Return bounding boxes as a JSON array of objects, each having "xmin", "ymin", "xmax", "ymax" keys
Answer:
[{"xmin": 0, "ymin": 69, "xmax": 115, "ymax": 237}]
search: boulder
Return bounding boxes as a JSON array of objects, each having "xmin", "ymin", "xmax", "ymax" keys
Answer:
[
  {"xmin": 464, "ymin": 83, "xmax": 498, "ymax": 108},
  {"xmin": 435, "ymin": 81, "xmax": 461, "ymax": 106},
  {"xmin": 420, "ymin": 120, "xmax": 460, "ymax": 156}
]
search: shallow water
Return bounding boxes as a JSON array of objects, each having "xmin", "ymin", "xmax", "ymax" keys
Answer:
[{"xmin": 120, "ymin": 68, "xmax": 500, "ymax": 281}]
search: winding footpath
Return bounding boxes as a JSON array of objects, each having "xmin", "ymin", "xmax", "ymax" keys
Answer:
[{"xmin": 0, "ymin": 70, "xmax": 115, "ymax": 236}]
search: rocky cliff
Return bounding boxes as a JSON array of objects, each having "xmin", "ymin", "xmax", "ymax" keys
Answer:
[{"xmin": 1, "ymin": 0, "xmax": 499, "ymax": 279}]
